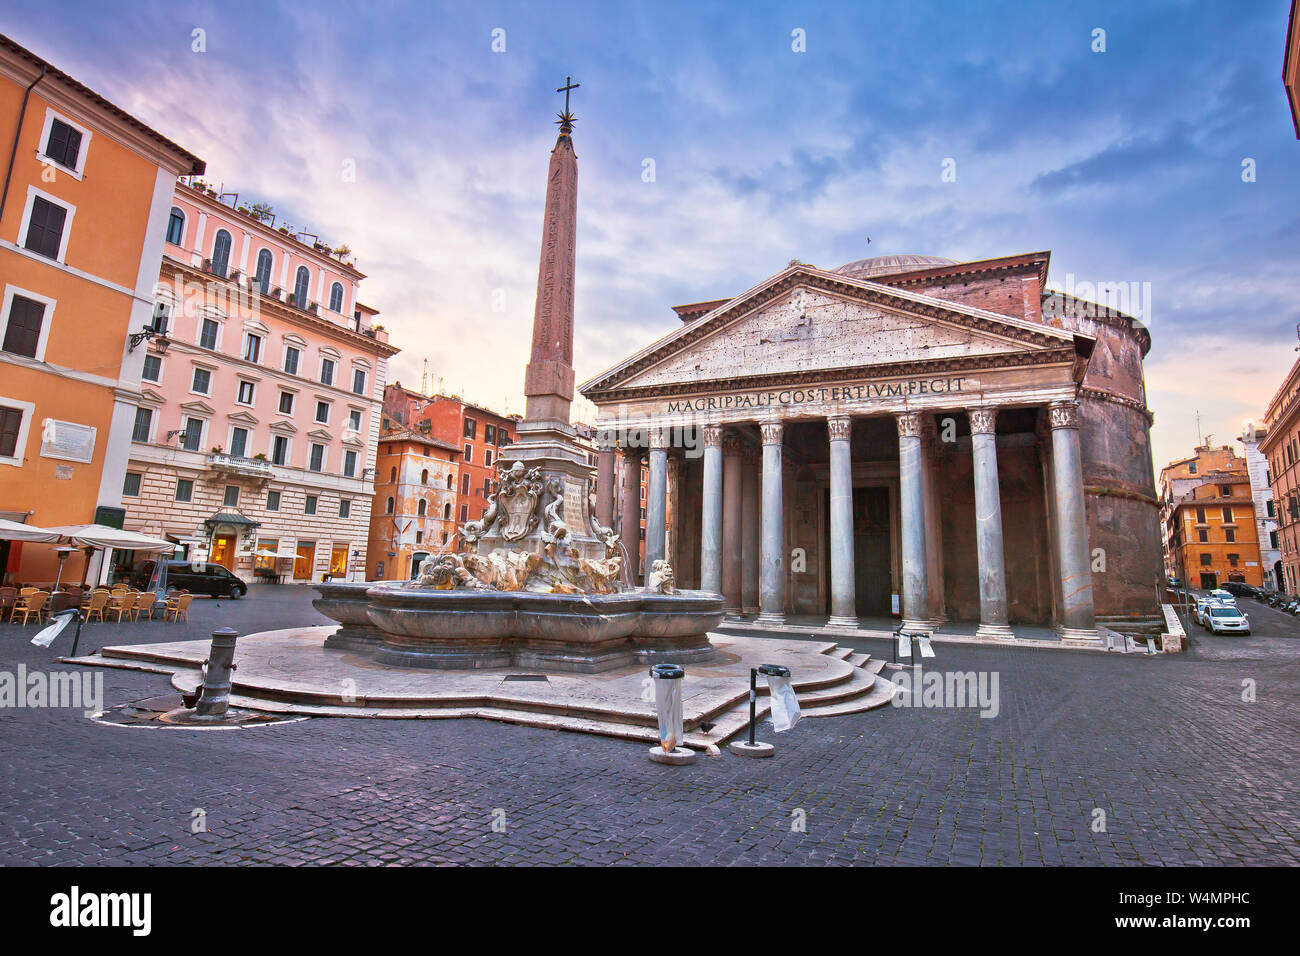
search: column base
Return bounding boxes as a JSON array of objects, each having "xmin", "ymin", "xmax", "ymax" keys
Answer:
[
  {"xmin": 975, "ymin": 622, "xmax": 1016, "ymax": 641},
  {"xmin": 741, "ymin": 605, "xmax": 760, "ymax": 616},
  {"xmin": 900, "ymin": 618, "xmax": 934, "ymax": 636},
  {"xmin": 1055, "ymin": 625, "xmax": 1101, "ymax": 643},
  {"xmin": 723, "ymin": 605, "xmax": 744, "ymax": 619},
  {"xmin": 825, "ymin": 615, "xmax": 860, "ymax": 630},
  {"xmin": 754, "ymin": 611, "xmax": 786, "ymax": 627}
]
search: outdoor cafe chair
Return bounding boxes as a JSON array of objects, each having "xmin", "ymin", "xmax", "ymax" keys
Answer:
[
  {"xmin": 18, "ymin": 586, "xmax": 38, "ymax": 597},
  {"xmin": 45, "ymin": 592, "xmax": 76, "ymax": 617},
  {"xmin": 0, "ymin": 587, "xmax": 16, "ymax": 622},
  {"xmin": 82, "ymin": 590, "xmax": 110, "ymax": 623},
  {"xmin": 12, "ymin": 591, "xmax": 49, "ymax": 626},
  {"xmin": 164, "ymin": 593, "xmax": 194, "ymax": 623},
  {"xmin": 133, "ymin": 591, "xmax": 157, "ymax": 621},
  {"xmin": 105, "ymin": 591, "xmax": 133, "ymax": 622}
]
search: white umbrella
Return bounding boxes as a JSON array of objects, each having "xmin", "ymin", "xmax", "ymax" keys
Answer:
[
  {"xmin": 0, "ymin": 517, "xmax": 60, "ymax": 542},
  {"xmin": 45, "ymin": 524, "xmax": 173, "ymax": 551}
]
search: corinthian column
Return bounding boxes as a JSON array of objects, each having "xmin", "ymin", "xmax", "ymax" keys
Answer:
[
  {"xmin": 595, "ymin": 436, "xmax": 616, "ymax": 528},
  {"xmin": 741, "ymin": 446, "xmax": 760, "ymax": 614},
  {"xmin": 699, "ymin": 424, "xmax": 724, "ymax": 593},
  {"xmin": 969, "ymin": 407, "xmax": 1012, "ymax": 639},
  {"xmin": 757, "ymin": 420, "xmax": 786, "ymax": 625},
  {"xmin": 619, "ymin": 446, "xmax": 642, "ymax": 582},
  {"xmin": 1048, "ymin": 401, "xmax": 1098, "ymax": 641},
  {"xmin": 721, "ymin": 434, "xmax": 743, "ymax": 614},
  {"xmin": 827, "ymin": 416, "xmax": 857, "ymax": 628},
  {"xmin": 645, "ymin": 427, "xmax": 669, "ymax": 572},
  {"xmin": 897, "ymin": 411, "xmax": 931, "ymax": 634}
]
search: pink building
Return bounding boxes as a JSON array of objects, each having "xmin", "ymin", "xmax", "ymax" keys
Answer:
[{"xmin": 118, "ymin": 179, "xmax": 399, "ymax": 583}]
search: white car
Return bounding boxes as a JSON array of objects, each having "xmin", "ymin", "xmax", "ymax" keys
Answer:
[
  {"xmin": 1204, "ymin": 605, "xmax": 1250, "ymax": 635},
  {"xmin": 1208, "ymin": 588, "xmax": 1238, "ymax": 606}
]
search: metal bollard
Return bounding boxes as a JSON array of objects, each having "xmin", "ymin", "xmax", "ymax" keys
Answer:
[{"xmin": 194, "ymin": 628, "xmax": 238, "ymax": 717}]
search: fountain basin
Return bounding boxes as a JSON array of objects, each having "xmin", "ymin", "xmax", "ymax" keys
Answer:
[{"xmin": 314, "ymin": 583, "xmax": 723, "ymax": 673}]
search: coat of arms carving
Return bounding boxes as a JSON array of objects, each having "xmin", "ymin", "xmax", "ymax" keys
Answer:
[{"xmin": 460, "ymin": 461, "xmax": 544, "ymax": 546}]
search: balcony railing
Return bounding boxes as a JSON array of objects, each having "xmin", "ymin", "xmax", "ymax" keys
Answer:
[{"xmin": 207, "ymin": 453, "xmax": 273, "ymax": 478}]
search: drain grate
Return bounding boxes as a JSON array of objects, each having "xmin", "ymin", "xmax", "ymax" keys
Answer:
[{"xmin": 502, "ymin": 674, "xmax": 550, "ymax": 682}]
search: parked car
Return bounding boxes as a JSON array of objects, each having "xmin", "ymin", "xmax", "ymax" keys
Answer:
[
  {"xmin": 1204, "ymin": 605, "xmax": 1250, "ymax": 635},
  {"xmin": 1194, "ymin": 599, "xmax": 1224, "ymax": 627},
  {"xmin": 130, "ymin": 560, "xmax": 248, "ymax": 599},
  {"xmin": 1220, "ymin": 581, "xmax": 1259, "ymax": 598},
  {"xmin": 1208, "ymin": 588, "xmax": 1237, "ymax": 605}
]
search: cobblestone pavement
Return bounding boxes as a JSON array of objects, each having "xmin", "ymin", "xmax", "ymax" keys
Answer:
[{"xmin": 0, "ymin": 586, "xmax": 1296, "ymax": 865}]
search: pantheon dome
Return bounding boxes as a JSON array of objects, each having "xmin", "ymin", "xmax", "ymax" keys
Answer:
[{"xmin": 833, "ymin": 253, "xmax": 958, "ymax": 280}]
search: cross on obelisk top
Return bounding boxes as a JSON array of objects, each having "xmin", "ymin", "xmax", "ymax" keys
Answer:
[{"xmin": 555, "ymin": 75, "xmax": 579, "ymax": 133}]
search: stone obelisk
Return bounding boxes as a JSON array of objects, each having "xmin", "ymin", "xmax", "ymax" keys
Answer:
[{"xmin": 471, "ymin": 79, "xmax": 604, "ymax": 562}]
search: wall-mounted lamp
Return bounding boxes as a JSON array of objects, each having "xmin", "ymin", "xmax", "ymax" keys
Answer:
[{"xmin": 128, "ymin": 327, "xmax": 170, "ymax": 355}]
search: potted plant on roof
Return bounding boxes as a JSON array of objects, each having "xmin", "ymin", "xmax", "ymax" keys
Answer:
[{"xmin": 250, "ymin": 202, "xmax": 274, "ymax": 223}]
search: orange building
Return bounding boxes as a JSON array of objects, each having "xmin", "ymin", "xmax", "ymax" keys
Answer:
[
  {"xmin": 0, "ymin": 34, "xmax": 204, "ymax": 584},
  {"xmin": 382, "ymin": 385, "xmax": 517, "ymax": 526},
  {"xmin": 1162, "ymin": 462, "xmax": 1263, "ymax": 590},
  {"xmin": 366, "ymin": 427, "xmax": 460, "ymax": 580}
]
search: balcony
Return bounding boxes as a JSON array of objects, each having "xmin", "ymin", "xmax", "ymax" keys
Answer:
[{"xmin": 207, "ymin": 452, "xmax": 273, "ymax": 479}]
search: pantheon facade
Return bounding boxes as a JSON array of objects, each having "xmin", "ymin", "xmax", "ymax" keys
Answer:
[{"xmin": 581, "ymin": 253, "xmax": 1163, "ymax": 642}]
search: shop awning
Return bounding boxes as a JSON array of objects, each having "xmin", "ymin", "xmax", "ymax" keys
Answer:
[
  {"xmin": 204, "ymin": 512, "xmax": 260, "ymax": 529},
  {"xmin": 45, "ymin": 524, "xmax": 174, "ymax": 551},
  {"xmin": 0, "ymin": 517, "xmax": 60, "ymax": 543}
]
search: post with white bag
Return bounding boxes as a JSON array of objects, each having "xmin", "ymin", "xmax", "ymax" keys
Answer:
[
  {"xmin": 647, "ymin": 664, "xmax": 697, "ymax": 765},
  {"xmin": 730, "ymin": 663, "xmax": 800, "ymax": 758}
]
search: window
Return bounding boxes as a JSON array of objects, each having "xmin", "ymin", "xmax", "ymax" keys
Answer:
[
  {"xmin": 347, "ymin": 409, "xmax": 362, "ymax": 431},
  {"xmin": 271, "ymin": 434, "xmax": 289, "ymax": 466},
  {"xmin": 464, "ymin": 418, "xmax": 477, "ymax": 439},
  {"xmin": 123, "ymin": 472, "xmax": 141, "ymax": 497},
  {"xmin": 0, "ymin": 405, "xmax": 23, "ymax": 459},
  {"xmin": 329, "ymin": 282, "xmax": 344, "ymax": 313},
  {"xmin": 181, "ymin": 417, "xmax": 203, "ymax": 451},
  {"xmin": 1198, "ymin": 529, "xmax": 1208, "ymax": 543},
  {"xmin": 352, "ymin": 368, "xmax": 367, "ymax": 395},
  {"xmin": 1225, "ymin": 528, "xmax": 1236, "ymax": 543},
  {"xmin": 416, "ymin": 530, "xmax": 424, "ymax": 544},
  {"xmin": 320, "ymin": 358, "xmax": 336, "ymax": 386},
  {"xmin": 23, "ymin": 195, "xmax": 68, "ymax": 260},
  {"xmin": 464, "ymin": 444, "xmax": 473, "ymax": 463},
  {"xmin": 229, "ymin": 427, "xmax": 248, "ymax": 458},
  {"xmin": 2, "ymin": 294, "xmax": 46, "ymax": 358},
  {"xmin": 223, "ymin": 485, "xmax": 240, "ymax": 507},
  {"xmin": 199, "ymin": 318, "xmax": 219, "ymax": 351},
  {"xmin": 43, "ymin": 117, "xmax": 83, "ymax": 171},
  {"xmin": 175, "ymin": 478, "xmax": 193, "ymax": 502},
  {"xmin": 461, "ymin": 473, "xmax": 471, "ymax": 495},
  {"xmin": 485, "ymin": 449, "xmax": 493, "ymax": 468},
  {"xmin": 420, "ymin": 468, "xmax": 429, "ymax": 484},
  {"xmin": 418, "ymin": 499, "xmax": 427, "ymax": 516},
  {"xmin": 284, "ymin": 345, "xmax": 300, "ymax": 375},
  {"xmin": 192, "ymin": 367, "xmax": 212, "ymax": 395},
  {"xmin": 339, "ymin": 500, "xmax": 351, "ymax": 519},
  {"xmin": 309, "ymin": 443, "xmax": 325, "ymax": 472},
  {"xmin": 131, "ymin": 407, "xmax": 153, "ymax": 443},
  {"xmin": 1268, "ymin": 500, "xmax": 1276, "ymax": 518},
  {"xmin": 389, "ymin": 466, "xmax": 396, "ymax": 482},
  {"xmin": 142, "ymin": 354, "xmax": 162, "ymax": 383},
  {"xmin": 255, "ymin": 249, "xmax": 274, "ymax": 294},
  {"xmin": 304, "ymin": 495, "xmax": 318, "ymax": 515},
  {"xmin": 459, "ymin": 504, "xmax": 468, "ymax": 522},
  {"xmin": 386, "ymin": 497, "xmax": 394, "ymax": 514},
  {"xmin": 1189, "ymin": 462, "xmax": 1198, "ymax": 474},
  {"xmin": 266, "ymin": 490, "xmax": 281, "ymax": 511},
  {"xmin": 444, "ymin": 503, "xmax": 452, "ymax": 520},
  {"xmin": 293, "ymin": 266, "xmax": 311, "ymax": 308},
  {"xmin": 1199, "ymin": 553, "xmax": 1211, "ymax": 566},
  {"xmin": 446, "ymin": 474, "xmax": 454, "ymax": 490},
  {"xmin": 243, "ymin": 333, "xmax": 262, "ymax": 363},
  {"xmin": 166, "ymin": 207, "xmax": 185, "ymax": 245},
  {"xmin": 485, "ymin": 424, "xmax": 496, "ymax": 445},
  {"xmin": 1196, "ymin": 506, "xmax": 1206, "ymax": 524},
  {"xmin": 315, "ymin": 401, "xmax": 330, "ymax": 423},
  {"xmin": 1221, "ymin": 506, "xmax": 1232, "ymax": 523},
  {"xmin": 343, "ymin": 449, "xmax": 357, "ymax": 478},
  {"xmin": 211, "ymin": 230, "xmax": 232, "ymax": 278},
  {"xmin": 1219, "ymin": 485, "xmax": 1232, "ymax": 497},
  {"xmin": 1228, "ymin": 553, "xmax": 1240, "ymax": 568},
  {"xmin": 237, "ymin": 380, "xmax": 255, "ymax": 405},
  {"xmin": 278, "ymin": 391, "xmax": 294, "ymax": 415},
  {"xmin": 441, "ymin": 531, "xmax": 449, "ymax": 545}
]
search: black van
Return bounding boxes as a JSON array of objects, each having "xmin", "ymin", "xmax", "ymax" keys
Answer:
[{"xmin": 131, "ymin": 560, "xmax": 248, "ymax": 599}]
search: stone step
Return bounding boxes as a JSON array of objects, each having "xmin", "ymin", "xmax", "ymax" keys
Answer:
[
  {"xmin": 827, "ymin": 645, "xmax": 855, "ymax": 661},
  {"xmin": 796, "ymin": 665, "xmax": 881, "ymax": 707},
  {"xmin": 847, "ymin": 651, "xmax": 870, "ymax": 668},
  {"xmin": 797, "ymin": 674, "xmax": 899, "ymax": 717}
]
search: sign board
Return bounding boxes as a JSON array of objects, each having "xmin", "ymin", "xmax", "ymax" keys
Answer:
[
  {"xmin": 891, "ymin": 593, "xmax": 900, "ymax": 616},
  {"xmin": 40, "ymin": 419, "xmax": 96, "ymax": 463},
  {"xmin": 916, "ymin": 636, "xmax": 935, "ymax": 658}
]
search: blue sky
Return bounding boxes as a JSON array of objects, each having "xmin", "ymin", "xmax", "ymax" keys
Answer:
[{"xmin": 5, "ymin": 0, "xmax": 1298, "ymax": 468}]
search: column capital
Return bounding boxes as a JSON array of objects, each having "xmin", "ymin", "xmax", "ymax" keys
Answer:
[
  {"xmin": 896, "ymin": 411, "xmax": 924, "ymax": 439},
  {"xmin": 827, "ymin": 415, "xmax": 852, "ymax": 442},
  {"xmin": 702, "ymin": 424, "xmax": 724, "ymax": 448},
  {"xmin": 741, "ymin": 445, "xmax": 760, "ymax": 466},
  {"xmin": 1048, "ymin": 401, "xmax": 1080, "ymax": 430},
  {"xmin": 649, "ymin": 426, "xmax": 670, "ymax": 449},
  {"xmin": 760, "ymin": 420, "xmax": 784, "ymax": 445},
  {"xmin": 968, "ymin": 407, "xmax": 998, "ymax": 435},
  {"xmin": 722, "ymin": 434, "xmax": 744, "ymax": 456},
  {"xmin": 620, "ymin": 444, "xmax": 643, "ymax": 462}
]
